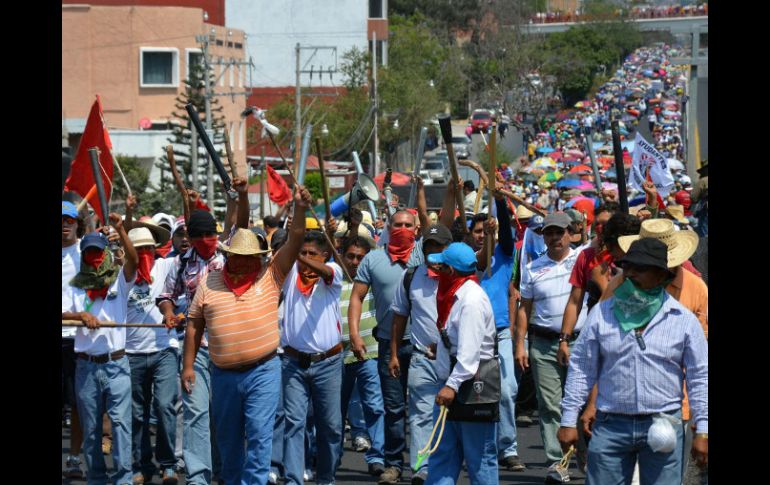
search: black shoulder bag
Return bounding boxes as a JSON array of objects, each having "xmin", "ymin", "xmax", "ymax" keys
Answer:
[{"xmin": 440, "ymin": 327, "xmax": 501, "ymax": 423}]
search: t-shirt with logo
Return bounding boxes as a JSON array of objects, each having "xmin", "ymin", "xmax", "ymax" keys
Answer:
[
  {"xmin": 63, "ymin": 268, "xmax": 134, "ymax": 355},
  {"xmin": 281, "ymin": 262, "xmax": 343, "ymax": 354},
  {"xmin": 62, "ymin": 242, "xmax": 81, "ymax": 338},
  {"xmin": 480, "ymin": 244, "xmax": 515, "ymax": 330},
  {"xmin": 126, "ymin": 257, "xmax": 179, "ymax": 354},
  {"xmin": 520, "ymin": 248, "xmax": 588, "ymax": 333}
]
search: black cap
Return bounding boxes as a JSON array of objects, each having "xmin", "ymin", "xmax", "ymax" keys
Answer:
[
  {"xmin": 187, "ymin": 210, "xmax": 217, "ymax": 238},
  {"xmin": 463, "ymin": 180, "xmax": 475, "ymax": 191},
  {"xmin": 423, "ymin": 224, "xmax": 452, "ymax": 246},
  {"xmin": 617, "ymin": 238, "xmax": 669, "ymax": 271}
]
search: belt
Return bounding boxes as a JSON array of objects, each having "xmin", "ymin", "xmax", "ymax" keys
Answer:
[
  {"xmin": 283, "ymin": 343, "xmax": 343, "ymax": 367},
  {"xmin": 228, "ymin": 350, "xmax": 278, "ymax": 372},
  {"xmin": 414, "ymin": 343, "xmax": 437, "ymax": 360},
  {"xmin": 528, "ymin": 326, "xmax": 580, "ymax": 341},
  {"xmin": 77, "ymin": 349, "xmax": 126, "ymax": 363}
]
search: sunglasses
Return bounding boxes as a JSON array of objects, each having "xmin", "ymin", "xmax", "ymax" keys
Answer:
[{"xmin": 62, "ymin": 216, "xmax": 77, "ymax": 224}]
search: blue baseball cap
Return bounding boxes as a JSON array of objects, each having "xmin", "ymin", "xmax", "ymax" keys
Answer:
[
  {"xmin": 80, "ymin": 232, "xmax": 108, "ymax": 252},
  {"xmin": 62, "ymin": 201, "xmax": 78, "ymax": 218},
  {"xmin": 528, "ymin": 214, "xmax": 545, "ymax": 230},
  {"xmin": 427, "ymin": 242, "xmax": 477, "ymax": 273}
]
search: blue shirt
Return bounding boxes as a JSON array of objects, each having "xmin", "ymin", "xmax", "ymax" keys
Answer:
[
  {"xmin": 561, "ymin": 294, "xmax": 708, "ymax": 434},
  {"xmin": 480, "ymin": 244, "xmax": 515, "ymax": 330},
  {"xmin": 355, "ymin": 240, "xmax": 423, "ymax": 340}
]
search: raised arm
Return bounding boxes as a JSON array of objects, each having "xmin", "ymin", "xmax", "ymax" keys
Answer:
[
  {"xmin": 440, "ymin": 179, "xmax": 462, "ymax": 229},
  {"xmin": 232, "ymin": 176, "xmax": 250, "ymax": 229},
  {"xmin": 413, "ymin": 175, "xmax": 430, "ymax": 234},
  {"xmin": 110, "ymin": 212, "xmax": 137, "ymax": 282},
  {"xmin": 274, "ymin": 185, "xmax": 312, "ymax": 276},
  {"xmin": 495, "ymin": 189, "xmax": 514, "ymax": 256}
]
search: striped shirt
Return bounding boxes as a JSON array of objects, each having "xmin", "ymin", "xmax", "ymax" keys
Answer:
[
  {"xmin": 341, "ymin": 280, "xmax": 378, "ymax": 363},
  {"xmin": 520, "ymin": 247, "xmax": 588, "ymax": 333},
  {"xmin": 561, "ymin": 294, "xmax": 708, "ymax": 434},
  {"xmin": 187, "ymin": 263, "xmax": 286, "ymax": 370}
]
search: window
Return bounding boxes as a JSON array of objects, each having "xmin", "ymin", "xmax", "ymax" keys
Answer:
[
  {"xmin": 368, "ymin": 40, "xmax": 383, "ymax": 67},
  {"xmin": 140, "ymin": 48, "xmax": 179, "ymax": 87},
  {"xmin": 234, "ymin": 42, "xmax": 243, "ymax": 49},
  {"xmin": 186, "ymin": 48, "xmax": 203, "ymax": 80},
  {"xmin": 369, "ymin": 0, "xmax": 383, "ymax": 18}
]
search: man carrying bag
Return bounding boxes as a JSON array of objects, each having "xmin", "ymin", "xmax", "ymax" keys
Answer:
[{"xmin": 424, "ymin": 243, "xmax": 500, "ymax": 485}]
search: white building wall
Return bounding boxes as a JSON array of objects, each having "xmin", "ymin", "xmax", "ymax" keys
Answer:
[{"xmin": 226, "ymin": 0, "xmax": 369, "ymax": 87}]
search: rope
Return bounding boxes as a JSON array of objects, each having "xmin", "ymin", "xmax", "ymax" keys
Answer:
[
  {"xmin": 414, "ymin": 405, "xmax": 448, "ymax": 471},
  {"xmin": 559, "ymin": 445, "xmax": 576, "ymax": 468}
]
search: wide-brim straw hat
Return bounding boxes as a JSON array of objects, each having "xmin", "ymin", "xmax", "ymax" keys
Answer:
[
  {"xmin": 664, "ymin": 205, "xmax": 689, "ymax": 224},
  {"xmin": 618, "ymin": 218, "xmax": 698, "ymax": 268},
  {"xmin": 131, "ymin": 220, "xmax": 171, "ymax": 247},
  {"xmin": 334, "ymin": 221, "xmax": 376, "ymax": 248},
  {"xmin": 220, "ymin": 228, "xmax": 271, "ymax": 256},
  {"xmin": 516, "ymin": 204, "xmax": 534, "ymax": 220}
]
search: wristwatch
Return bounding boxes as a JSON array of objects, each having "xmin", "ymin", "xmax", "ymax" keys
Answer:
[{"xmin": 558, "ymin": 333, "xmax": 572, "ymax": 343}]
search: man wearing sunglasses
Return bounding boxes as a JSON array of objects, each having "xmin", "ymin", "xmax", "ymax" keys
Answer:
[
  {"xmin": 558, "ymin": 238, "xmax": 708, "ymax": 484},
  {"xmin": 515, "ymin": 212, "xmax": 587, "ymax": 483}
]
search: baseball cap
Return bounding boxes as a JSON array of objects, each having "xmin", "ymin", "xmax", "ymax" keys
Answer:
[
  {"xmin": 423, "ymin": 224, "xmax": 452, "ymax": 246},
  {"xmin": 543, "ymin": 212, "xmax": 571, "ymax": 230},
  {"xmin": 80, "ymin": 232, "xmax": 108, "ymax": 252},
  {"xmin": 528, "ymin": 214, "xmax": 545, "ymax": 230},
  {"xmin": 250, "ymin": 226, "xmax": 269, "ymax": 250},
  {"xmin": 617, "ymin": 238, "xmax": 669, "ymax": 271},
  {"xmin": 565, "ymin": 209, "xmax": 584, "ymax": 224},
  {"xmin": 62, "ymin": 201, "xmax": 78, "ymax": 218},
  {"xmin": 427, "ymin": 242, "xmax": 477, "ymax": 273}
]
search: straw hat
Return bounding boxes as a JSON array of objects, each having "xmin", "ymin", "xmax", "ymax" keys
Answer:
[
  {"xmin": 617, "ymin": 218, "xmax": 698, "ymax": 268},
  {"xmin": 131, "ymin": 219, "xmax": 171, "ymax": 247},
  {"xmin": 334, "ymin": 221, "xmax": 376, "ymax": 248},
  {"xmin": 664, "ymin": 205, "xmax": 689, "ymax": 225},
  {"xmin": 128, "ymin": 227, "xmax": 156, "ymax": 248},
  {"xmin": 220, "ymin": 228, "xmax": 271, "ymax": 256},
  {"xmin": 516, "ymin": 205, "xmax": 534, "ymax": 220}
]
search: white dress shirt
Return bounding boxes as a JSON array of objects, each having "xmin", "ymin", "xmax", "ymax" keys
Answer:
[{"xmin": 435, "ymin": 280, "xmax": 497, "ymax": 392}]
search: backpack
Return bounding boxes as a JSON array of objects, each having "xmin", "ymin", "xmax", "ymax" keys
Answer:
[{"xmin": 403, "ymin": 266, "xmax": 417, "ymax": 314}]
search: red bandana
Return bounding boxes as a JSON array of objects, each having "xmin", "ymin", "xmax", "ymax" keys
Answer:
[
  {"xmin": 155, "ymin": 240, "xmax": 172, "ymax": 258},
  {"xmin": 436, "ymin": 272, "xmax": 479, "ymax": 330},
  {"xmin": 86, "ymin": 287, "xmax": 109, "ymax": 301},
  {"xmin": 387, "ymin": 228, "xmax": 416, "ymax": 265},
  {"xmin": 83, "ymin": 250, "xmax": 105, "ymax": 269},
  {"xmin": 222, "ymin": 269, "xmax": 258, "ymax": 297},
  {"xmin": 297, "ymin": 272, "xmax": 320, "ymax": 296},
  {"xmin": 192, "ymin": 235, "xmax": 219, "ymax": 260},
  {"xmin": 135, "ymin": 248, "xmax": 155, "ymax": 285}
]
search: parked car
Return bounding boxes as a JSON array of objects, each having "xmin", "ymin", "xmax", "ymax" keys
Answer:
[
  {"xmin": 418, "ymin": 169, "xmax": 434, "ymax": 185},
  {"xmin": 471, "ymin": 110, "xmax": 492, "ymax": 133},
  {"xmin": 451, "ymin": 136, "xmax": 471, "ymax": 159},
  {"xmin": 423, "ymin": 154, "xmax": 449, "ymax": 184}
]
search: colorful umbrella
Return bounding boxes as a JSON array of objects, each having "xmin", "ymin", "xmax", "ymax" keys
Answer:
[
  {"xmin": 667, "ymin": 158, "xmax": 685, "ymax": 171},
  {"xmin": 373, "ymin": 171, "xmax": 411, "ymax": 189},
  {"xmin": 569, "ymin": 164, "xmax": 593, "ymax": 174},
  {"xmin": 536, "ymin": 146, "xmax": 555, "ymax": 154},
  {"xmin": 538, "ymin": 171, "xmax": 563, "ymax": 184},
  {"xmin": 533, "ymin": 157, "xmax": 556, "ymax": 169},
  {"xmin": 556, "ymin": 179, "xmax": 583, "ymax": 189},
  {"xmin": 566, "ymin": 149, "xmax": 585, "ymax": 158}
]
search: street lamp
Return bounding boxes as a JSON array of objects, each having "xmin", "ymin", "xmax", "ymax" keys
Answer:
[{"xmin": 321, "ymin": 124, "xmax": 329, "ymax": 137}]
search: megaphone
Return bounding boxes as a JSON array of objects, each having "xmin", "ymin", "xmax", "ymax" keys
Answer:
[{"xmin": 330, "ymin": 173, "xmax": 380, "ymax": 217}]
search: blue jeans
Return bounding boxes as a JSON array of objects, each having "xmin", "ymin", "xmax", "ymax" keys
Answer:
[
  {"xmin": 377, "ymin": 339, "xmax": 412, "ymax": 470},
  {"xmin": 424, "ymin": 405, "xmax": 499, "ymax": 485},
  {"xmin": 496, "ymin": 328, "xmax": 519, "ymax": 459},
  {"xmin": 341, "ymin": 359, "xmax": 385, "ymax": 465},
  {"xmin": 407, "ymin": 353, "xmax": 441, "ymax": 477},
  {"xmin": 270, "ymin": 369, "xmax": 285, "ymax": 479},
  {"xmin": 347, "ymin": 386, "xmax": 368, "ymax": 439},
  {"xmin": 282, "ymin": 353, "xmax": 343, "ymax": 485},
  {"xmin": 75, "ymin": 356, "xmax": 133, "ymax": 485},
  {"xmin": 586, "ymin": 410, "xmax": 684, "ymax": 485},
  {"xmin": 181, "ymin": 345, "xmax": 212, "ymax": 485},
  {"xmin": 211, "ymin": 356, "xmax": 281, "ymax": 485},
  {"xmin": 129, "ymin": 348, "xmax": 179, "ymax": 476}
]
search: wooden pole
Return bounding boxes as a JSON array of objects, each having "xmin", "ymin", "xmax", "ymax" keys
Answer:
[
  {"xmin": 315, "ymin": 137, "xmax": 332, "ymax": 223},
  {"xmin": 63, "ymin": 320, "xmax": 166, "ymax": 328},
  {"xmin": 260, "ymin": 146, "xmax": 266, "ymax": 219},
  {"xmin": 223, "ymin": 130, "xmax": 238, "ymax": 179},
  {"xmin": 486, "ymin": 127, "xmax": 496, "ymax": 276}
]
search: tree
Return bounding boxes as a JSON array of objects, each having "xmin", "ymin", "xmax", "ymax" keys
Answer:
[
  {"xmin": 154, "ymin": 61, "xmax": 229, "ymax": 219},
  {"xmin": 111, "ymin": 154, "xmax": 182, "ymax": 217}
]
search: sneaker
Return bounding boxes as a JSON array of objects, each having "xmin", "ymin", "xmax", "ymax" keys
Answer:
[
  {"xmin": 162, "ymin": 468, "xmax": 179, "ymax": 485},
  {"xmin": 132, "ymin": 472, "xmax": 146, "ymax": 485},
  {"xmin": 516, "ymin": 414, "xmax": 534, "ymax": 426},
  {"xmin": 268, "ymin": 470, "xmax": 279, "ymax": 484},
  {"xmin": 502, "ymin": 455, "xmax": 526, "ymax": 471},
  {"xmin": 63, "ymin": 455, "xmax": 84, "ymax": 479},
  {"xmin": 303, "ymin": 468, "xmax": 314, "ymax": 481},
  {"xmin": 545, "ymin": 462, "xmax": 570, "ymax": 483},
  {"xmin": 411, "ymin": 472, "xmax": 427, "ymax": 485},
  {"xmin": 354, "ymin": 436, "xmax": 372, "ymax": 452},
  {"xmin": 378, "ymin": 466, "xmax": 401, "ymax": 484},
  {"xmin": 368, "ymin": 462, "xmax": 385, "ymax": 476}
]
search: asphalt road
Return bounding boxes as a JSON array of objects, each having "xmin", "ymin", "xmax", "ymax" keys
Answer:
[{"xmin": 62, "ymin": 410, "xmax": 586, "ymax": 484}]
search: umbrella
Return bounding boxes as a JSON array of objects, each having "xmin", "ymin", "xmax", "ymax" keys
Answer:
[
  {"xmin": 569, "ymin": 164, "xmax": 593, "ymax": 174},
  {"xmin": 556, "ymin": 179, "xmax": 583, "ymax": 189},
  {"xmin": 533, "ymin": 157, "xmax": 556, "ymax": 169},
  {"xmin": 536, "ymin": 146, "xmax": 555, "ymax": 154},
  {"xmin": 538, "ymin": 171, "xmax": 563, "ymax": 183},
  {"xmin": 576, "ymin": 181, "xmax": 595, "ymax": 191},
  {"xmin": 373, "ymin": 171, "xmax": 411, "ymax": 189},
  {"xmin": 667, "ymin": 158, "xmax": 685, "ymax": 171},
  {"xmin": 520, "ymin": 173, "xmax": 539, "ymax": 182},
  {"xmin": 602, "ymin": 182, "xmax": 618, "ymax": 192},
  {"xmin": 548, "ymin": 150, "xmax": 563, "ymax": 161},
  {"xmin": 574, "ymin": 101, "xmax": 586, "ymax": 108},
  {"xmin": 602, "ymin": 168, "xmax": 618, "ymax": 181},
  {"xmin": 566, "ymin": 149, "xmax": 584, "ymax": 158}
]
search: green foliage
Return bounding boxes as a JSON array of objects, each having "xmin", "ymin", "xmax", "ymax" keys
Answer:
[
  {"xmin": 112, "ymin": 155, "xmax": 148, "ymax": 203},
  {"xmin": 112, "ymin": 155, "xmax": 181, "ymax": 217},
  {"xmin": 478, "ymin": 142, "xmax": 513, "ymax": 168},
  {"xmin": 339, "ymin": 46, "xmax": 370, "ymax": 90},
  {"xmin": 303, "ymin": 172, "xmax": 324, "ymax": 202}
]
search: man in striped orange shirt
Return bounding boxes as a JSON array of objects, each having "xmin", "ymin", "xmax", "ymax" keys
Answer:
[{"xmin": 182, "ymin": 185, "xmax": 313, "ymax": 485}]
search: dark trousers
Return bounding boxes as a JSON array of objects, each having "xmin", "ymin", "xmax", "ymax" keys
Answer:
[{"xmin": 377, "ymin": 339, "xmax": 413, "ymax": 470}]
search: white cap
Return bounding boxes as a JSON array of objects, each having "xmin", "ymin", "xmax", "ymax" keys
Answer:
[{"xmin": 128, "ymin": 227, "xmax": 156, "ymax": 248}]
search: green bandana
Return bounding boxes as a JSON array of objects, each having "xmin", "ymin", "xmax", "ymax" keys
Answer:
[
  {"xmin": 69, "ymin": 249, "xmax": 119, "ymax": 291},
  {"xmin": 613, "ymin": 278, "xmax": 667, "ymax": 332}
]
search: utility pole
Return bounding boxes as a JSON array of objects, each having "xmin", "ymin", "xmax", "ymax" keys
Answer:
[
  {"xmin": 260, "ymin": 147, "xmax": 266, "ymax": 220},
  {"xmin": 190, "ymin": 122, "xmax": 199, "ymax": 191},
  {"xmin": 202, "ymin": 34, "xmax": 215, "ymax": 208},
  {"xmin": 372, "ymin": 31, "xmax": 379, "ymax": 176},
  {"xmin": 295, "ymin": 43, "xmax": 302, "ymax": 168}
]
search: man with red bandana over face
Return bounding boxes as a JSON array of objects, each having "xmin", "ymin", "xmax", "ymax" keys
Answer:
[
  {"xmin": 348, "ymin": 209, "xmax": 425, "ymax": 485},
  {"xmin": 156, "ymin": 177, "xmax": 250, "ymax": 485},
  {"xmin": 61, "ymin": 213, "xmax": 138, "ymax": 485}
]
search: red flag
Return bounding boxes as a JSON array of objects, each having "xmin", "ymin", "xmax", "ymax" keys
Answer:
[
  {"xmin": 64, "ymin": 96, "xmax": 115, "ymax": 224},
  {"xmin": 266, "ymin": 164, "xmax": 292, "ymax": 205}
]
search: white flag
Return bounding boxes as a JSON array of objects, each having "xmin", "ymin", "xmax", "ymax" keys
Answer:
[{"xmin": 628, "ymin": 132, "xmax": 676, "ymax": 196}]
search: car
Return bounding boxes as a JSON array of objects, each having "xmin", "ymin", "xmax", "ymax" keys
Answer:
[
  {"xmin": 418, "ymin": 169, "xmax": 434, "ymax": 185},
  {"xmin": 451, "ymin": 136, "xmax": 471, "ymax": 159},
  {"xmin": 471, "ymin": 110, "xmax": 492, "ymax": 133},
  {"xmin": 422, "ymin": 155, "xmax": 449, "ymax": 184}
]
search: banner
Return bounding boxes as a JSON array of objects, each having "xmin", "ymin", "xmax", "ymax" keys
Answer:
[
  {"xmin": 628, "ymin": 132, "xmax": 675, "ymax": 196},
  {"xmin": 266, "ymin": 164, "xmax": 292, "ymax": 205}
]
